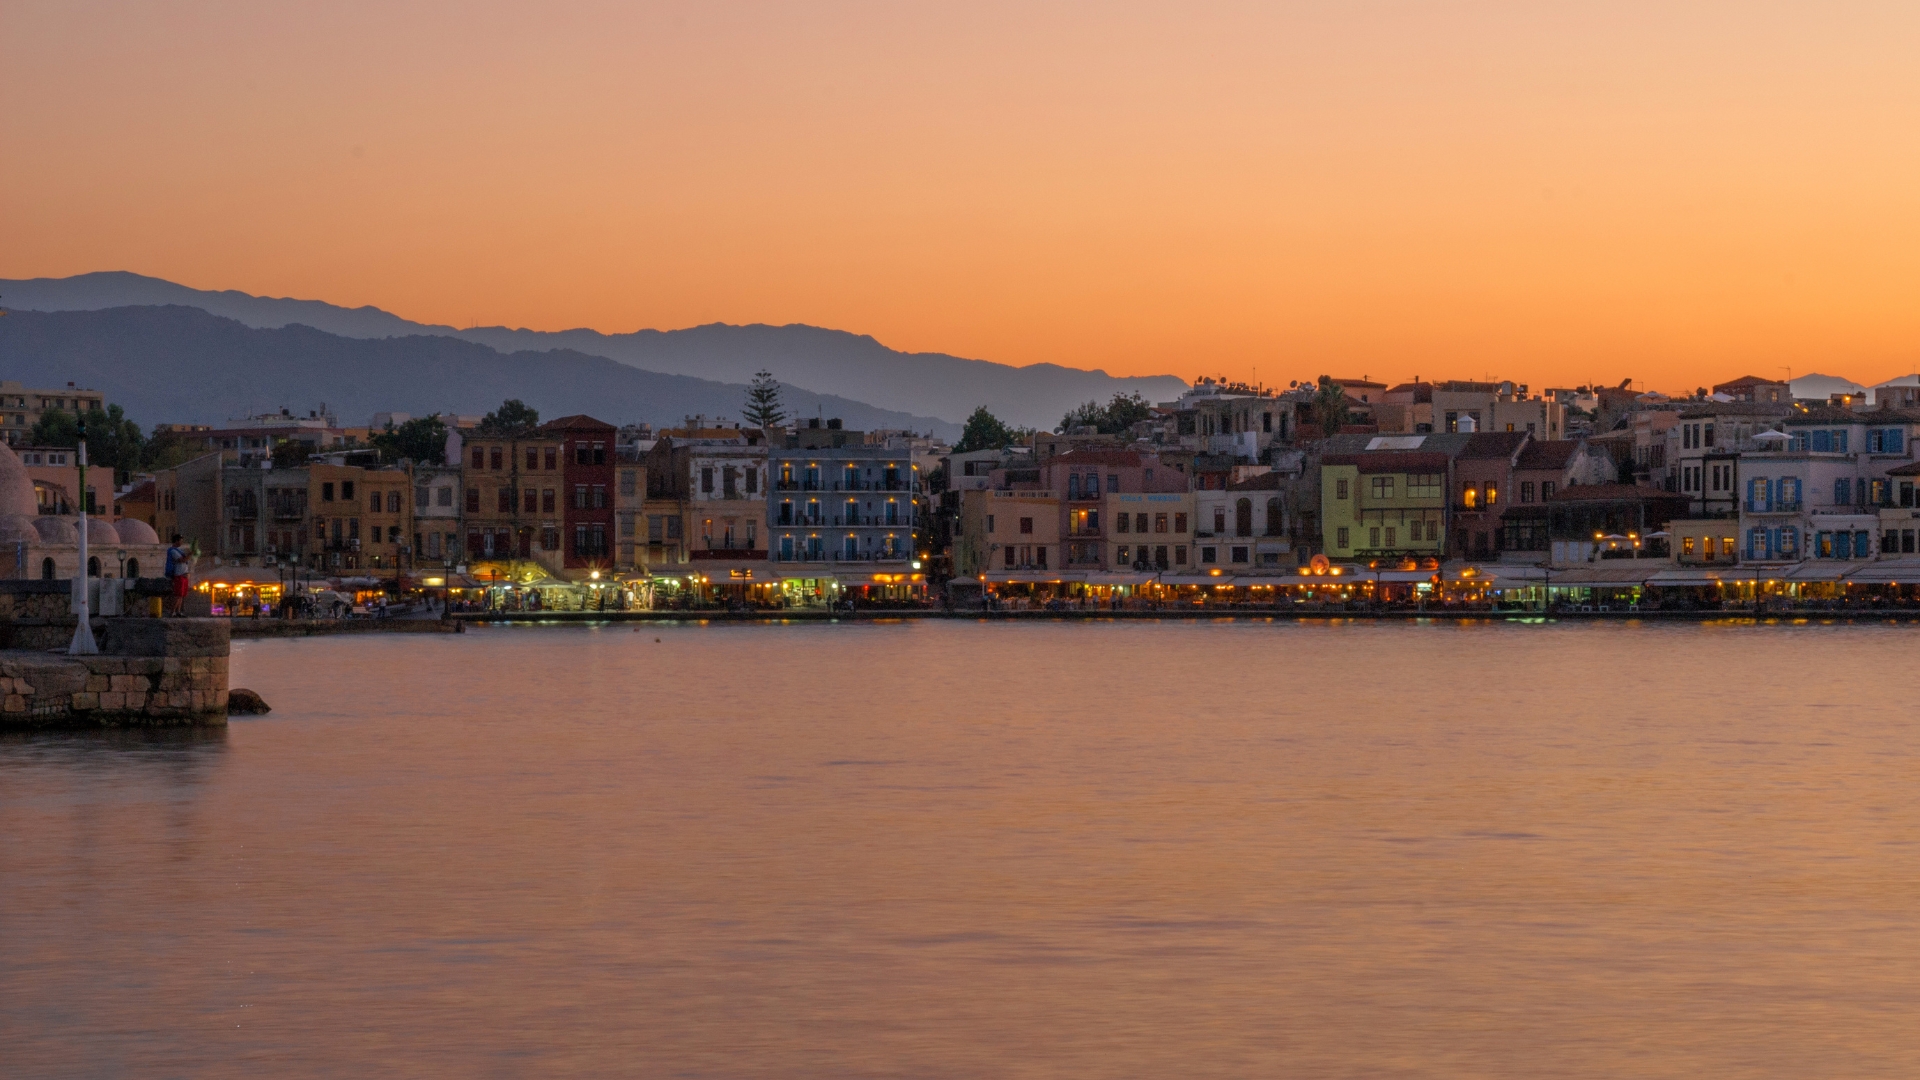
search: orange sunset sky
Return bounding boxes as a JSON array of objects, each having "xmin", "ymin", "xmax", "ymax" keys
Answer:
[{"xmin": 6, "ymin": 1, "xmax": 1920, "ymax": 393}]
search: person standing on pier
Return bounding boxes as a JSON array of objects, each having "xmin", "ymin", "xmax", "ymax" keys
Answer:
[{"xmin": 165, "ymin": 534, "xmax": 191, "ymax": 617}]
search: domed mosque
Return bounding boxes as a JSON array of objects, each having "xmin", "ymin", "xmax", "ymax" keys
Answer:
[{"xmin": 0, "ymin": 442, "xmax": 166, "ymax": 580}]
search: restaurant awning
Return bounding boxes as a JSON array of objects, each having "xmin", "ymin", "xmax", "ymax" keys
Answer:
[
  {"xmin": 194, "ymin": 565, "xmax": 282, "ymax": 587},
  {"xmin": 1082, "ymin": 571, "xmax": 1156, "ymax": 585},
  {"xmin": 1543, "ymin": 566, "xmax": 1655, "ymax": 586},
  {"xmin": 1645, "ymin": 568, "xmax": 1741, "ymax": 587},
  {"xmin": 1839, "ymin": 559, "xmax": 1920, "ymax": 584},
  {"xmin": 984, "ymin": 572, "xmax": 1085, "ymax": 585},
  {"xmin": 1785, "ymin": 563, "xmax": 1852, "ymax": 582}
]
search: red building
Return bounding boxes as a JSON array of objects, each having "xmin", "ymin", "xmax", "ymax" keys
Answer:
[{"xmin": 541, "ymin": 415, "xmax": 618, "ymax": 577}]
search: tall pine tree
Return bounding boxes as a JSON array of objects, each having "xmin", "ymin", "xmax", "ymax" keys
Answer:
[{"xmin": 743, "ymin": 370, "xmax": 786, "ymax": 428}]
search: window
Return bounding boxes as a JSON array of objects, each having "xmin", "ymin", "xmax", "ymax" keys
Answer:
[
  {"xmin": 1485, "ymin": 483, "xmax": 1498, "ymax": 506},
  {"xmin": 498, "ymin": 489, "xmax": 513, "ymax": 512},
  {"xmin": 1834, "ymin": 478, "xmax": 1850, "ymax": 505},
  {"xmin": 389, "ymin": 491, "xmax": 401, "ymax": 513},
  {"xmin": 1174, "ymin": 513, "xmax": 1187, "ymax": 533},
  {"xmin": 701, "ymin": 467, "xmax": 714, "ymax": 494},
  {"xmin": 472, "ymin": 447, "xmax": 485, "ymax": 470},
  {"xmin": 1107, "ymin": 475, "xmax": 1119, "ymax": 493},
  {"xmin": 576, "ymin": 442, "xmax": 591, "ymax": 466},
  {"xmin": 1118, "ymin": 545, "xmax": 1132, "ymax": 564},
  {"xmin": 1117, "ymin": 512, "xmax": 1131, "ymax": 534},
  {"xmin": 341, "ymin": 481, "xmax": 355, "ymax": 500},
  {"xmin": 1019, "ymin": 516, "xmax": 1034, "ymax": 534},
  {"xmin": 465, "ymin": 487, "xmax": 479, "ymax": 512},
  {"xmin": 1369, "ymin": 526, "xmax": 1381, "ymax": 547},
  {"xmin": 1408, "ymin": 474, "xmax": 1441, "ymax": 496},
  {"xmin": 1542, "ymin": 481, "xmax": 1556, "ymax": 500},
  {"xmin": 322, "ymin": 482, "xmax": 335, "ymax": 501},
  {"xmin": 745, "ymin": 468, "xmax": 757, "ymax": 495},
  {"xmin": 1135, "ymin": 513, "xmax": 1149, "ymax": 532},
  {"xmin": 1336, "ymin": 478, "xmax": 1349, "ymax": 499},
  {"xmin": 1230, "ymin": 546, "xmax": 1248, "ymax": 563},
  {"xmin": 542, "ymin": 526, "xmax": 559, "ymax": 551},
  {"xmin": 543, "ymin": 489, "xmax": 555, "ymax": 513},
  {"xmin": 488, "ymin": 448, "xmax": 502, "ymax": 471},
  {"xmin": 1683, "ymin": 536, "xmax": 1696, "ymax": 557},
  {"xmin": 544, "ymin": 447, "xmax": 557, "ymax": 470},
  {"xmin": 593, "ymin": 485, "xmax": 607, "ymax": 509},
  {"xmin": 1370, "ymin": 476, "xmax": 1394, "ymax": 499},
  {"xmin": 527, "ymin": 448, "xmax": 540, "ymax": 470},
  {"xmin": 576, "ymin": 485, "xmax": 588, "ymax": 509},
  {"xmin": 1067, "ymin": 475, "xmax": 1080, "ymax": 499},
  {"xmin": 1336, "ymin": 527, "xmax": 1350, "ymax": 547},
  {"xmin": 524, "ymin": 488, "xmax": 538, "ymax": 513},
  {"xmin": 1520, "ymin": 481, "xmax": 1535, "ymax": 503},
  {"xmin": 1154, "ymin": 513, "xmax": 1168, "ymax": 533},
  {"xmin": 1201, "ymin": 546, "xmax": 1217, "ymax": 563},
  {"xmin": 416, "ymin": 486, "xmax": 429, "ymax": 508},
  {"xmin": 1384, "ymin": 527, "xmax": 1396, "ymax": 547},
  {"xmin": 1462, "ymin": 484, "xmax": 1478, "ymax": 509},
  {"xmin": 1174, "ymin": 545, "xmax": 1186, "ymax": 565},
  {"xmin": 986, "ymin": 514, "xmax": 995, "ymax": 534},
  {"xmin": 594, "ymin": 442, "xmax": 607, "ymax": 466},
  {"xmin": 348, "ymin": 519, "xmax": 360, "ymax": 541},
  {"xmin": 437, "ymin": 486, "xmax": 453, "ymax": 507}
]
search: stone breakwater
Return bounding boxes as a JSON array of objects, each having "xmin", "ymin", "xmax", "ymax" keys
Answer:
[{"xmin": 0, "ymin": 619, "xmax": 230, "ymax": 729}]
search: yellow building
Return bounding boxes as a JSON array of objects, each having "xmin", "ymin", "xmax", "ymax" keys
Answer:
[{"xmin": 1321, "ymin": 450, "xmax": 1450, "ymax": 562}]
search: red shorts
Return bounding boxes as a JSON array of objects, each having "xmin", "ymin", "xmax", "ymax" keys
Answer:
[{"xmin": 173, "ymin": 575, "xmax": 190, "ymax": 598}]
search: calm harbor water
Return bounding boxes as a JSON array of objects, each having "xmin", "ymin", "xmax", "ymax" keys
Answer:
[{"xmin": 4, "ymin": 619, "xmax": 1920, "ymax": 1078}]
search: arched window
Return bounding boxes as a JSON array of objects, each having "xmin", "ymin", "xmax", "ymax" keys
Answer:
[
  {"xmin": 1235, "ymin": 498, "xmax": 1253, "ymax": 537},
  {"xmin": 1265, "ymin": 499, "xmax": 1284, "ymax": 536},
  {"xmin": 40, "ymin": 557, "xmax": 55, "ymax": 580},
  {"xmin": 88, "ymin": 556, "xmax": 101, "ymax": 577},
  {"xmin": 126, "ymin": 558, "xmax": 140, "ymax": 578}
]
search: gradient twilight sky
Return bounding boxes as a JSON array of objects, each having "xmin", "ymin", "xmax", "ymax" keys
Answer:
[{"xmin": 6, "ymin": 1, "xmax": 1920, "ymax": 391}]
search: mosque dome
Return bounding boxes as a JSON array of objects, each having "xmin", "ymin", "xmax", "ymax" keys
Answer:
[
  {"xmin": 0, "ymin": 445, "xmax": 38, "ymax": 519},
  {"xmin": 0, "ymin": 514, "xmax": 38, "ymax": 546},
  {"xmin": 32, "ymin": 517, "xmax": 74, "ymax": 544},
  {"xmin": 81, "ymin": 517, "xmax": 119, "ymax": 545},
  {"xmin": 115, "ymin": 518, "xmax": 161, "ymax": 545}
]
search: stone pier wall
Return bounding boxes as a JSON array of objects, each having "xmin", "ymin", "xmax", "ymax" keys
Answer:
[{"xmin": 0, "ymin": 618, "xmax": 230, "ymax": 729}]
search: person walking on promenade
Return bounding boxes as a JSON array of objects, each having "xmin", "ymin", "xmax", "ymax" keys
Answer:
[{"xmin": 164, "ymin": 534, "xmax": 191, "ymax": 617}]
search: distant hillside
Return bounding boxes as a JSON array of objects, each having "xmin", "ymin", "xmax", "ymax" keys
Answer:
[
  {"xmin": 0, "ymin": 306, "xmax": 959, "ymax": 439},
  {"xmin": 0, "ymin": 272, "xmax": 1190, "ymax": 429}
]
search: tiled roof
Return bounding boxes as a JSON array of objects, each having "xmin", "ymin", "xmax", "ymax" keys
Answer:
[
  {"xmin": 1047, "ymin": 450, "xmax": 1149, "ymax": 467},
  {"xmin": 1515, "ymin": 440, "xmax": 1579, "ymax": 470},
  {"xmin": 1321, "ymin": 450, "xmax": 1452, "ymax": 473},
  {"xmin": 1544, "ymin": 483, "xmax": 1689, "ymax": 504},
  {"xmin": 1457, "ymin": 431, "xmax": 1529, "ymax": 460},
  {"xmin": 1677, "ymin": 402, "xmax": 1794, "ymax": 419},
  {"xmin": 1226, "ymin": 472, "xmax": 1286, "ymax": 491},
  {"xmin": 1786, "ymin": 404, "xmax": 1866, "ymax": 425}
]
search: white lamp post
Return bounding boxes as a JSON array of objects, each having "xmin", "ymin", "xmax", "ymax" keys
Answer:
[{"xmin": 70, "ymin": 422, "xmax": 99, "ymax": 654}]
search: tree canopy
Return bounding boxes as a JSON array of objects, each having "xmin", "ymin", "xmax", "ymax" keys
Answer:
[
  {"xmin": 1310, "ymin": 377, "xmax": 1350, "ymax": 438},
  {"xmin": 1059, "ymin": 392, "xmax": 1154, "ymax": 435},
  {"xmin": 28, "ymin": 404, "xmax": 146, "ymax": 482},
  {"xmin": 476, "ymin": 399, "xmax": 540, "ymax": 437},
  {"xmin": 742, "ymin": 370, "xmax": 786, "ymax": 428},
  {"xmin": 955, "ymin": 407, "xmax": 1022, "ymax": 453},
  {"xmin": 371, "ymin": 414, "xmax": 449, "ymax": 464}
]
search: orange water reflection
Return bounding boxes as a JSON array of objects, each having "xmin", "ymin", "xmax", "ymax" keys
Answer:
[{"xmin": 3, "ymin": 620, "xmax": 1918, "ymax": 1077}]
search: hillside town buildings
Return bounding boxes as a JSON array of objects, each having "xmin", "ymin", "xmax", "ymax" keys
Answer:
[{"xmin": 16, "ymin": 360, "xmax": 1920, "ymax": 615}]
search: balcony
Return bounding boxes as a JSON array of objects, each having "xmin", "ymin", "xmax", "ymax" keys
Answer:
[
  {"xmin": 1744, "ymin": 500, "xmax": 1801, "ymax": 513},
  {"xmin": 772, "ymin": 551, "xmax": 913, "ymax": 564}
]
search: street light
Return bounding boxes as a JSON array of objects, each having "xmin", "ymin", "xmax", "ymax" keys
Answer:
[{"xmin": 70, "ymin": 418, "xmax": 98, "ymax": 655}]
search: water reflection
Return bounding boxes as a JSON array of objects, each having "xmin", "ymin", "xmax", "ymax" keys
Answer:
[{"xmin": 3, "ymin": 622, "xmax": 1919, "ymax": 1079}]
